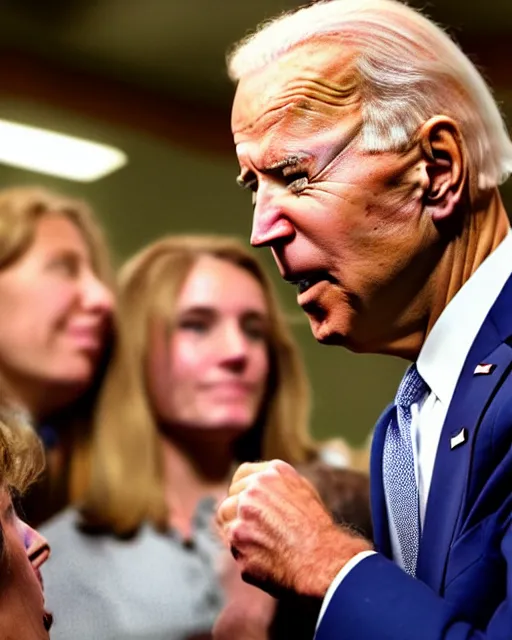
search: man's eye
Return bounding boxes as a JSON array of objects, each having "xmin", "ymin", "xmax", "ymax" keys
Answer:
[{"xmin": 284, "ymin": 172, "xmax": 309, "ymax": 193}]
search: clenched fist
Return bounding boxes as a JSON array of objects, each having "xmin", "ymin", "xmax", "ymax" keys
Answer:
[{"xmin": 216, "ymin": 459, "xmax": 372, "ymax": 599}]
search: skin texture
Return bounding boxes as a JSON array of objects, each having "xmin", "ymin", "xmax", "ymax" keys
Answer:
[
  {"xmin": 0, "ymin": 214, "xmax": 113, "ymax": 419},
  {"xmin": 218, "ymin": 39, "xmax": 511, "ymax": 603},
  {"xmin": 147, "ymin": 255, "xmax": 270, "ymax": 435},
  {"xmin": 0, "ymin": 488, "xmax": 51, "ymax": 639}
]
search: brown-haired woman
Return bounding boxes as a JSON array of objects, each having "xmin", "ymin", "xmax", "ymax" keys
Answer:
[
  {"xmin": 41, "ymin": 234, "xmax": 316, "ymax": 639},
  {"xmin": 0, "ymin": 186, "xmax": 115, "ymax": 524}
]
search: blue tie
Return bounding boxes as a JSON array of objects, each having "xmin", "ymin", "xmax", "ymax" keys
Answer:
[{"xmin": 382, "ymin": 363, "xmax": 429, "ymax": 576}]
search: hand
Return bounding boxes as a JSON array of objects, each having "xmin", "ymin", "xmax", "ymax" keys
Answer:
[{"xmin": 217, "ymin": 460, "xmax": 373, "ymax": 599}]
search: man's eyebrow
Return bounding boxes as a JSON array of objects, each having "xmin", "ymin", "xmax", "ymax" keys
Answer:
[
  {"xmin": 266, "ymin": 156, "xmax": 302, "ymax": 172},
  {"xmin": 236, "ymin": 154, "xmax": 309, "ymax": 188}
]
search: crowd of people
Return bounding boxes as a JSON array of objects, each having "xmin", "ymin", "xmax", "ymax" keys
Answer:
[
  {"xmin": 0, "ymin": 185, "xmax": 370, "ymax": 638},
  {"xmin": 1, "ymin": 0, "xmax": 512, "ymax": 639}
]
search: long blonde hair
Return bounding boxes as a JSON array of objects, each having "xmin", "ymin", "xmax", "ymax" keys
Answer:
[
  {"xmin": 0, "ymin": 186, "xmax": 115, "ymax": 519},
  {"xmin": 82, "ymin": 235, "xmax": 315, "ymax": 534}
]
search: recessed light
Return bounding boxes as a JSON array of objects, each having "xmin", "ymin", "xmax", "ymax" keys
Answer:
[{"xmin": 0, "ymin": 119, "xmax": 127, "ymax": 182}]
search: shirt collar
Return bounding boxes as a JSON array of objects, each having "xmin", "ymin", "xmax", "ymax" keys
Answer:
[{"xmin": 417, "ymin": 230, "xmax": 512, "ymax": 407}]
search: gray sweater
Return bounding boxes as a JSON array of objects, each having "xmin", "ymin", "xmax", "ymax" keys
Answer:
[{"xmin": 40, "ymin": 499, "xmax": 225, "ymax": 639}]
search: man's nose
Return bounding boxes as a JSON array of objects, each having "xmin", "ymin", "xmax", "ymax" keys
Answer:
[{"xmin": 250, "ymin": 187, "xmax": 294, "ymax": 247}]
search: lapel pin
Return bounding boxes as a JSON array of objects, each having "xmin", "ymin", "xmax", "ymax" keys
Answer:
[
  {"xmin": 473, "ymin": 363, "xmax": 496, "ymax": 375},
  {"xmin": 450, "ymin": 427, "xmax": 468, "ymax": 450}
]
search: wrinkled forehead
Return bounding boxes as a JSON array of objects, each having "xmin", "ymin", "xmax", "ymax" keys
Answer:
[{"xmin": 231, "ymin": 38, "xmax": 360, "ymax": 143}]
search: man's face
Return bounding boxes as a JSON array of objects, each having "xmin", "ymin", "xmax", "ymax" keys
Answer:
[
  {"xmin": 0, "ymin": 488, "xmax": 51, "ymax": 638},
  {"xmin": 232, "ymin": 40, "xmax": 438, "ymax": 354}
]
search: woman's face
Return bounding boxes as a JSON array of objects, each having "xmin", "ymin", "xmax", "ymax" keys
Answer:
[
  {"xmin": 0, "ymin": 488, "xmax": 51, "ymax": 639},
  {"xmin": 0, "ymin": 213, "xmax": 114, "ymax": 411},
  {"xmin": 147, "ymin": 255, "xmax": 270, "ymax": 435}
]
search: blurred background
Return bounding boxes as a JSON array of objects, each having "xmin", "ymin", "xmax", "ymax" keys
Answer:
[{"xmin": 1, "ymin": 0, "xmax": 510, "ymax": 444}]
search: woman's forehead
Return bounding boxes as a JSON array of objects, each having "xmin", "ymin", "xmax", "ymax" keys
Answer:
[{"xmin": 176, "ymin": 255, "xmax": 267, "ymax": 313}]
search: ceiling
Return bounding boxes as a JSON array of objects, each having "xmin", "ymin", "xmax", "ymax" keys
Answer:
[
  {"xmin": 1, "ymin": 0, "xmax": 512, "ymax": 109},
  {"xmin": 0, "ymin": 0, "xmax": 511, "ymax": 442}
]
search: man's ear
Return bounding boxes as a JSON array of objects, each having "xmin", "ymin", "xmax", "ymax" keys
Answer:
[{"xmin": 417, "ymin": 116, "xmax": 467, "ymax": 223}]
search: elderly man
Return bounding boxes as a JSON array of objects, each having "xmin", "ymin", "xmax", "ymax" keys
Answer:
[{"xmin": 217, "ymin": 0, "xmax": 512, "ymax": 638}]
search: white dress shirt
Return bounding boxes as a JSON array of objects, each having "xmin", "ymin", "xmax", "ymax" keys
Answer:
[{"xmin": 318, "ymin": 230, "xmax": 512, "ymax": 628}]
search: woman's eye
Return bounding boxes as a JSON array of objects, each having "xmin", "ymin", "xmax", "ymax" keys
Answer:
[
  {"xmin": 49, "ymin": 258, "xmax": 79, "ymax": 277},
  {"xmin": 178, "ymin": 319, "xmax": 210, "ymax": 334},
  {"xmin": 242, "ymin": 322, "xmax": 267, "ymax": 341}
]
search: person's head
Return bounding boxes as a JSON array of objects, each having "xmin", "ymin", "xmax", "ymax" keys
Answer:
[
  {"xmin": 0, "ymin": 404, "xmax": 51, "ymax": 638},
  {"xmin": 82, "ymin": 235, "xmax": 314, "ymax": 534},
  {"xmin": 228, "ymin": 0, "xmax": 512, "ymax": 357},
  {"xmin": 298, "ymin": 460, "xmax": 372, "ymax": 539},
  {"xmin": 0, "ymin": 186, "xmax": 114, "ymax": 421}
]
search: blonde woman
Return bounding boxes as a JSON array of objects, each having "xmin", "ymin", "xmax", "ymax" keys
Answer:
[
  {"xmin": 0, "ymin": 186, "xmax": 115, "ymax": 524},
  {"xmin": 41, "ymin": 235, "xmax": 316, "ymax": 640}
]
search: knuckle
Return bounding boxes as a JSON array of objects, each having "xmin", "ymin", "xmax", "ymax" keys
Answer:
[
  {"xmin": 236, "ymin": 461, "xmax": 255, "ymax": 478},
  {"xmin": 231, "ymin": 520, "xmax": 252, "ymax": 548},
  {"xmin": 268, "ymin": 458, "xmax": 292, "ymax": 477},
  {"xmin": 244, "ymin": 479, "xmax": 262, "ymax": 499},
  {"xmin": 238, "ymin": 497, "xmax": 259, "ymax": 520}
]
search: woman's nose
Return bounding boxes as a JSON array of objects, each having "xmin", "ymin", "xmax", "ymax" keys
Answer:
[
  {"xmin": 24, "ymin": 523, "xmax": 51, "ymax": 569},
  {"xmin": 218, "ymin": 325, "xmax": 249, "ymax": 369},
  {"xmin": 81, "ymin": 273, "xmax": 115, "ymax": 315}
]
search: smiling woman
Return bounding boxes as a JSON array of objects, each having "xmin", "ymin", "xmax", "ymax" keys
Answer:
[
  {"xmin": 0, "ymin": 186, "xmax": 116, "ymax": 525},
  {"xmin": 40, "ymin": 234, "xmax": 317, "ymax": 640}
]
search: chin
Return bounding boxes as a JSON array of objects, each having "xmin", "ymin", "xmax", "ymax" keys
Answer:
[
  {"xmin": 310, "ymin": 317, "xmax": 387, "ymax": 355},
  {"xmin": 202, "ymin": 411, "xmax": 255, "ymax": 432},
  {"xmin": 303, "ymin": 286, "xmax": 369, "ymax": 347},
  {"xmin": 308, "ymin": 309, "xmax": 373, "ymax": 351},
  {"xmin": 51, "ymin": 359, "xmax": 96, "ymax": 386},
  {"xmin": 308, "ymin": 314, "xmax": 347, "ymax": 346}
]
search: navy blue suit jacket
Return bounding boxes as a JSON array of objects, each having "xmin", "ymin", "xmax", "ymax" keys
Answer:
[{"xmin": 316, "ymin": 275, "xmax": 512, "ymax": 639}]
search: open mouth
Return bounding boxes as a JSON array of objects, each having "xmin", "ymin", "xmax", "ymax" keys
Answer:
[{"xmin": 290, "ymin": 272, "xmax": 336, "ymax": 295}]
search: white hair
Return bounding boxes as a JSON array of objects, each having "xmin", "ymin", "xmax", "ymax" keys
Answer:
[{"xmin": 228, "ymin": 0, "xmax": 512, "ymax": 191}]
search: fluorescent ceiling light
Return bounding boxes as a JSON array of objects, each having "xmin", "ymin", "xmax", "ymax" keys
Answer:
[{"xmin": 0, "ymin": 118, "xmax": 127, "ymax": 182}]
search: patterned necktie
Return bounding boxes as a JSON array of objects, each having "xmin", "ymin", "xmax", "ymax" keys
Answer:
[{"xmin": 382, "ymin": 363, "xmax": 429, "ymax": 576}]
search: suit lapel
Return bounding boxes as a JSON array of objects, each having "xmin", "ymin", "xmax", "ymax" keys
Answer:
[
  {"xmin": 370, "ymin": 404, "xmax": 394, "ymax": 557},
  {"xmin": 416, "ymin": 275, "xmax": 512, "ymax": 592}
]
